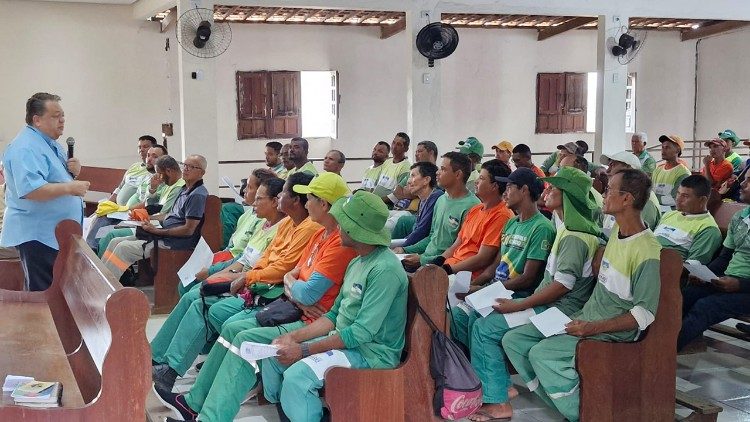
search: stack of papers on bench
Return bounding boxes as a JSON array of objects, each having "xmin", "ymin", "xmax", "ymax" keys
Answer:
[{"xmin": 11, "ymin": 381, "xmax": 62, "ymax": 408}]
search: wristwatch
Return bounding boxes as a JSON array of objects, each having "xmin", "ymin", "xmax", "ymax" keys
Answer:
[{"xmin": 301, "ymin": 343, "xmax": 311, "ymax": 358}]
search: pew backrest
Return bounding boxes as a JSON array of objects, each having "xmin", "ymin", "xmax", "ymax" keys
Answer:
[
  {"xmin": 78, "ymin": 166, "xmax": 126, "ymax": 194},
  {"xmin": 711, "ymin": 201, "xmax": 749, "ymax": 237}
]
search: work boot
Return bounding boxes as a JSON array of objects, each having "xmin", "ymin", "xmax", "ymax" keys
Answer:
[{"xmin": 152, "ymin": 364, "xmax": 178, "ymax": 393}]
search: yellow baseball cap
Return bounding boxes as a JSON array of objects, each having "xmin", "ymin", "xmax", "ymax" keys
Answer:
[
  {"xmin": 492, "ymin": 140, "xmax": 514, "ymax": 152},
  {"xmin": 292, "ymin": 172, "xmax": 351, "ymax": 205}
]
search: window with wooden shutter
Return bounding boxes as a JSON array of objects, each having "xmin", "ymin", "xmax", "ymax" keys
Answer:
[
  {"xmin": 536, "ymin": 72, "xmax": 587, "ymax": 134},
  {"xmin": 236, "ymin": 71, "xmax": 301, "ymax": 139}
]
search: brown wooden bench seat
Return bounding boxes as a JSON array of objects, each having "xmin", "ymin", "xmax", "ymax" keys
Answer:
[
  {"xmin": 78, "ymin": 166, "xmax": 127, "ymax": 215},
  {"xmin": 324, "ymin": 264, "xmax": 448, "ymax": 422},
  {"xmin": 140, "ymin": 195, "xmax": 223, "ymax": 314},
  {"xmin": 0, "ymin": 259, "xmax": 24, "ymax": 291},
  {"xmin": 0, "ymin": 220, "xmax": 151, "ymax": 421}
]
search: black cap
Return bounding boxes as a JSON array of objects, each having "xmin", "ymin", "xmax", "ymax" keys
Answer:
[{"xmin": 494, "ymin": 168, "xmax": 544, "ymax": 197}]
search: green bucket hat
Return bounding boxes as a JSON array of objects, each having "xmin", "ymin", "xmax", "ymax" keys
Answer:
[
  {"xmin": 330, "ymin": 191, "xmax": 390, "ymax": 246},
  {"xmin": 456, "ymin": 137, "xmax": 485, "ymax": 157},
  {"xmin": 718, "ymin": 129, "xmax": 740, "ymax": 147},
  {"xmin": 541, "ymin": 166, "xmax": 600, "ymax": 236}
]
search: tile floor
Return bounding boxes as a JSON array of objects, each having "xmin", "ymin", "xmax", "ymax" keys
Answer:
[{"xmin": 145, "ymin": 311, "xmax": 750, "ymax": 422}]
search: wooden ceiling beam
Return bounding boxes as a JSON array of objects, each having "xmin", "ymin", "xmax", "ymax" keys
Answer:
[
  {"xmin": 380, "ymin": 17, "xmax": 406, "ymax": 39},
  {"xmin": 537, "ymin": 16, "xmax": 596, "ymax": 41},
  {"xmin": 681, "ymin": 20, "xmax": 750, "ymax": 41},
  {"xmin": 243, "ymin": 7, "xmax": 261, "ymax": 21}
]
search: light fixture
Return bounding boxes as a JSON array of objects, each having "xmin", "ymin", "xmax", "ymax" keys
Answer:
[{"xmin": 691, "ymin": 23, "xmax": 700, "ymax": 29}]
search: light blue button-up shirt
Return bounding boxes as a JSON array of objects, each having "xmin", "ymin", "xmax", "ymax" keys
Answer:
[{"xmin": 1, "ymin": 125, "xmax": 83, "ymax": 250}]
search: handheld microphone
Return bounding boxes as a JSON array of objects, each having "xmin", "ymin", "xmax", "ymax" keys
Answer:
[{"xmin": 66, "ymin": 137, "xmax": 75, "ymax": 159}]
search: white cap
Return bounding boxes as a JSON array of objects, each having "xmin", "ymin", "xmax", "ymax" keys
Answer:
[{"xmin": 600, "ymin": 151, "xmax": 642, "ymax": 170}]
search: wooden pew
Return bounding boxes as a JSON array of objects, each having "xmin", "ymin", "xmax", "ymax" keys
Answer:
[
  {"xmin": 0, "ymin": 259, "xmax": 24, "ymax": 291},
  {"xmin": 77, "ymin": 166, "xmax": 126, "ymax": 215},
  {"xmin": 710, "ymin": 200, "xmax": 748, "ymax": 237},
  {"xmin": 144, "ymin": 195, "xmax": 223, "ymax": 314},
  {"xmin": 324, "ymin": 265, "xmax": 448, "ymax": 422},
  {"xmin": 0, "ymin": 220, "xmax": 151, "ymax": 421},
  {"xmin": 577, "ymin": 249, "xmax": 683, "ymax": 421}
]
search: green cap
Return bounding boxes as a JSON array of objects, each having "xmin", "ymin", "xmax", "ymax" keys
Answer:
[
  {"xmin": 292, "ymin": 172, "xmax": 351, "ymax": 205},
  {"xmin": 541, "ymin": 167, "xmax": 600, "ymax": 236},
  {"xmin": 330, "ymin": 191, "xmax": 390, "ymax": 246},
  {"xmin": 456, "ymin": 137, "xmax": 485, "ymax": 157},
  {"xmin": 718, "ymin": 129, "xmax": 740, "ymax": 147}
]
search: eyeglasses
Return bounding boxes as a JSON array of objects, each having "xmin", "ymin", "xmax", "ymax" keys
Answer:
[
  {"xmin": 604, "ymin": 187, "xmax": 628, "ymax": 196},
  {"xmin": 179, "ymin": 162, "xmax": 203, "ymax": 171}
]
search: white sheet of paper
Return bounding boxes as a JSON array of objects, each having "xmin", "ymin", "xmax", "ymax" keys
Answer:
[
  {"xmin": 503, "ymin": 308, "xmax": 537, "ymax": 328},
  {"xmin": 240, "ymin": 341, "xmax": 279, "ymax": 362},
  {"xmin": 475, "ymin": 306, "xmax": 494, "ymax": 318},
  {"xmin": 82, "ymin": 216, "xmax": 95, "ymax": 239},
  {"xmin": 684, "ymin": 259, "xmax": 719, "ymax": 282},
  {"xmin": 390, "ymin": 238, "xmax": 407, "ymax": 248},
  {"xmin": 177, "ymin": 237, "xmax": 215, "ymax": 286},
  {"xmin": 3, "ymin": 375, "xmax": 34, "ymax": 392},
  {"xmin": 116, "ymin": 220, "xmax": 162, "ymax": 228},
  {"xmin": 530, "ymin": 307, "xmax": 572, "ymax": 338},
  {"xmin": 300, "ymin": 350, "xmax": 352, "ymax": 381},
  {"xmin": 394, "ymin": 253, "xmax": 407, "ymax": 261},
  {"xmin": 221, "ymin": 176, "xmax": 244, "ymax": 203},
  {"xmin": 106, "ymin": 211, "xmax": 130, "ymax": 221},
  {"xmin": 465, "ymin": 282, "xmax": 513, "ymax": 311},
  {"xmin": 448, "ymin": 271, "xmax": 471, "ymax": 307}
]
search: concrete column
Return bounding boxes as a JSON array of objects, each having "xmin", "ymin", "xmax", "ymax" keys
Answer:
[
  {"xmin": 406, "ymin": 1, "xmax": 442, "ymax": 145},
  {"xmin": 595, "ymin": 14, "xmax": 629, "ymax": 157},
  {"xmin": 177, "ymin": 0, "xmax": 219, "ymax": 193}
]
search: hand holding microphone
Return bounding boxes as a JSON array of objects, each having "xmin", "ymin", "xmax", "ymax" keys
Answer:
[{"xmin": 65, "ymin": 137, "xmax": 81, "ymax": 178}]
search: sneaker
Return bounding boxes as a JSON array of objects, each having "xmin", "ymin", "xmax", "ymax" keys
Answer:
[
  {"xmin": 195, "ymin": 361, "xmax": 204, "ymax": 373},
  {"xmin": 152, "ymin": 364, "xmax": 178, "ymax": 393},
  {"xmin": 155, "ymin": 386, "xmax": 197, "ymax": 421}
]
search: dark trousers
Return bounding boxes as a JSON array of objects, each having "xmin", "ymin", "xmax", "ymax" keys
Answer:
[
  {"xmin": 678, "ymin": 284, "xmax": 750, "ymax": 350},
  {"xmin": 17, "ymin": 241, "xmax": 58, "ymax": 291}
]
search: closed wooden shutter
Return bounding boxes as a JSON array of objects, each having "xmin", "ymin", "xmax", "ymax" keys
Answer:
[
  {"xmin": 536, "ymin": 73, "xmax": 566, "ymax": 134},
  {"xmin": 236, "ymin": 71, "xmax": 301, "ymax": 139},
  {"xmin": 562, "ymin": 72, "xmax": 587, "ymax": 133}
]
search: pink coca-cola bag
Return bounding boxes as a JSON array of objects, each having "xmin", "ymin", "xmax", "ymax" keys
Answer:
[{"xmin": 416, "ymin": 303, "xmax": 483, "ymax": 420}]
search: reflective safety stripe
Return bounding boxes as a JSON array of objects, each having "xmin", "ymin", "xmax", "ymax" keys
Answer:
[
  {"xmin": 102, "ymin": 250, "xmax": 129, "ymax": 271},
  {"xmin": 217, "ymin": 336, "xmax": 242, "ymax": 358},
  {"xmin": 548, "ymin": 383, "xmax": 579, "ymax": 400},
  {"xmin": 526, "ymin": 378, "xmax": 539, "ymax": 392}
]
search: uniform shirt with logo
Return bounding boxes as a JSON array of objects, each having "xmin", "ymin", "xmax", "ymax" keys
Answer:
[
  {"xmin": 652, "ymin": 163, "xmax": 690, "ymax": 209},
  {"xmin": 723, "ymin": 207, "xmax": 750, "ymax": 280},
  {"xmin": 361, "ymin": 164, "xmax": 384, "ymax": 191},
  {"xmin": 372, "ymin": 158, "xmax": 411, "ymax": 198},
  {"xmin": 654, "ymin": 211, "xmax": 721, "ymax": 264}
]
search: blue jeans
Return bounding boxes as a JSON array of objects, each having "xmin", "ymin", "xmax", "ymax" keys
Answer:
[
  {"xmin": 17, "ymin": 240, "xmax": 58, "ymax": 291},
  {"xmin": 678, "ymin": 284, "xmax": 750, "ymax": 350}
]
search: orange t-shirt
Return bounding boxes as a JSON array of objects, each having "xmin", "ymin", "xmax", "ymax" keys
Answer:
[
  {"xmin": 295, "ymin": 227, "xmax": 357, "ymax": 323},
  {"xmin": 703, "ymin": 159, "xmax": 733, "ymax": 190},
  {"xmin": 445, "ymin": 202, "xmax": 514, "ymax": 278},
  {"xmin": 531, "ymin": 165, "xmax": 545, "ymax": 178}
]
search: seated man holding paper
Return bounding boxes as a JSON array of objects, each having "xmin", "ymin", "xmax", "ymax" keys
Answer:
[
  {"xmin": 654, "ymin": 175, "xmax": 721, "ymax": 265},
  {"xmin": 503, "ymin": 169, "xmax": 661, "ymax": 422},
  {"xmin": 100, "ymin": 154, "xmax": 209, "ymax": 279},
  {"xmin": 260, "ymin": 191, "xmax": 408, "ymax": 422},
  {"xmin": 464, "ymin": 167, "xmax": 599, "ymax": 422},
  {"xmin": 395, "ymin": 152, "xmax": 479, "ymax": 269},
  {"xmin": 150, "ymin": 172, "xmax": 320, "ymax": 393},
  {"xmin": 678, "ymin": 172, "xmax": 750, "ymax": 350},
  {"xmin": 432, "ymin": 159, "xmax": 514, "ymax": 279},
  {"xmin": 84, "ymin": 144, "xmax": 167, "ymax": 251},
  {"xmin": 155, "ymin": 172, "xmax": 356, "ymax": 422},
  {"xmin": 450, "ymin": 168, "xmax": 554, "ymax": 347},
  {"xmin": 95, "ymin": 154, "xmax": 184, "ymax": 255}
]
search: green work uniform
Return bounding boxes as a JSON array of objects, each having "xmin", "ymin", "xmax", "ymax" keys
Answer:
[
  {"xmin": 466, "ymin": 169, "xmax": 479, "ymax": 193},
  {"xmin": 724, "ymin": 207, "xmax": 750, "ymax": 279},
  {"xmin": 726, "ymin": 152, "xmax": 743, "ymax": 173},
  {"xmin": 654, "ymin": 211, "xmax": 722, "ymax": 264},
  {"xmin": 361, "ymin": 164, "xmax": 384, "ymax": 191},
  {"xmin": 503, "ymin": 228, "xmax": 661, "ymax": 422},
  {"xmin": 261, "ymin": 246, "xmax": 408, "ymax": 422},
  {"xmin": 638, "ymin": 150, "xmax": 657, "ymax": 176},
  {"xmin": 115, "ymin": 162, "xmax": 150, "ymax": 205},
  {"xmin": 372, "ymin": 158, "xmax": 410, "ymax": 198},
  {"xmin": 403, "ymin": 191, "xmax": 479, "ymax": 264},
  {"xmin": 652, "ymin": 163, "xmax": 690, "ymax": 209},
  {"xmin": 287, "ymin": 161, "xmax": 319, "ymax": 178}
]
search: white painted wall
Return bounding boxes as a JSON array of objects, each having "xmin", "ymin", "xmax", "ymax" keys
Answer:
[{"xmin": 4, "ymin": 0, "xmax": 748, "ymax": 190}]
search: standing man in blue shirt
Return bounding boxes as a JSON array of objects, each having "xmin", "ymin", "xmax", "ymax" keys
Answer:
[{"xmin": 1, "ymin": 92, "xmax": 90, "ymax": 291}]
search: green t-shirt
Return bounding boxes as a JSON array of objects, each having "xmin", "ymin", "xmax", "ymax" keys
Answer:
[
  {"xmin": 654, "ymin": 211, "xmax": 722, "ymax": 264},
  {"xmin": 723, "ymin": 207, "xmax": 750, "ymax": 279},
  {"xmin": 115, "ymin": 162, "xmax": 150, "ymax": 205},
  {"xmin": 727, "ymin": 152, "xmax": 743, "ymax": 173},
  {"xmin": 403, "ymin": 191, "xmax": 480, "ymax": 264},
  {"xmin": 591, "ymin": 187, "xmax": 604, "ymax": 226},
  {"xmin": 372, "ymin": 158, "xmax": 411, "ymax": 198},
  {"xmin": 361, "ymin": 164, "xmax": 384, "ymax": 191},
  {"xmin": 536, "ymin": 228, "xmax": 600, "ymax": 316},
  {"xmin": 466, "ymin": 170, "xmax": 479, "ymax": 193},
  {"xmin": 494, "ymin": 212, "xmax": 556, "ymax": 297},
  {"xmin": 541, "ymin": 151, "xmax": 559, "ymax": 174},
  {"xmin": 126, "ymin": 174, "xmax": 159, "ymax": 208},
  {"xmin": 601, "ymin": 193, "xmax": 661, "ymax": 241},
  {"xmin": 155, "ymin": 179, "xmax": 186, "ymax": 213},
  {"xmin": 237, "ymin": 219, "xmax": 281, "ymax": 269},
  {"xmin": 287, "ymin": 161, "xmax": 318, "ymax": 178},
  {"xmin": 578, "ymin": 229, "xmax": 661, "ymax": 342},
  {"xmin": 638, "ymin": 151, "xmax": 657, "ymax": 176},
  {"xmin": 228, "ymin": 210, "xmax": 265, "ymax": 257},
  {"xmin": 324, "ymin": 246, "xmax": 408, "ymax": 369},
  {"xmin": 652, "ymin": 163, "xmax": 690, "ymax": 209}
]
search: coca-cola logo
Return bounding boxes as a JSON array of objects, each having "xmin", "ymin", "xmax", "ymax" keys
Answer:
[{"xmin": 447, "ymin": 392, "xmax": 482, "ymax": 414}]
